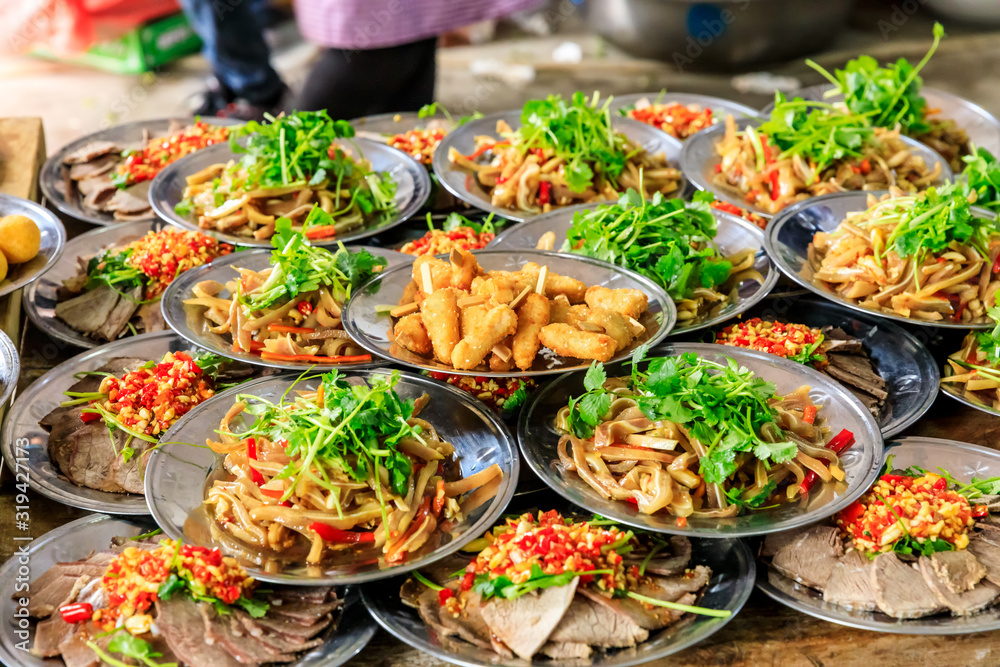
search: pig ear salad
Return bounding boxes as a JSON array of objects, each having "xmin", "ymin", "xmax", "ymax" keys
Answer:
[{"xmin": 403, "ymin": 511, "xmax": 727, "ymax": 661}]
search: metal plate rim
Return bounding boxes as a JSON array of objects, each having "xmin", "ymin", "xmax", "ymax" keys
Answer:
[
  {"xmin": 431, "ymin": 110, "xmax": 686, "ymax": 222},
  {"xmin": 763, "ymin": 189, "xmax": 992, "ymax": 330},
  {"xmin": 145, "ymin": 368, "xmax": 520, "ymax": 585},
  {"xmin": 341, "ymin": 249, "xmax": 678, "ymax": 377},
  {"xmin": 517, "ymin": 341, "xmax": 884, "ymax": 538},
  {"xmin": 0, "ymin": 194, "xmax": 67, "ymax": 299}
]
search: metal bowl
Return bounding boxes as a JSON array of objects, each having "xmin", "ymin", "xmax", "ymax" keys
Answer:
[
  {"xmin": 351, "ymin": 111, "xmax": 454, "ymax": 138},
  {"xmin": 582, "ymin": 0, "xmax": 855, "ymax": 68},
  {"xmin": 940, "ymin": 362, "xmax": 1000, "ymax": 419},
  {"xmin": 432, "ymin": 110, "xmax": 685, "ymax": 222},
  {"xmin": 757, "ymin": 436, "xmax": 1000, "ymax": 634},
  {"xmin": 741, "ymin": 297, "xmax": 939, "ymax": 437},
  {"xmin": 161, "ymin": 246, "xmax": 411, "ymax": 371},
  {"xmin": 363, "ymin": 534, "xmax": 755, "ymax": 667},
  {"xmin": 609, "ymin": 92, "xmax": 760, "ymax": 136},
  {"xmin": 149, "ymin": 138, "xmax": 431, "ymax": 248},
  {"xmin": 0, "ymin": 514, "xmax": 377, "ymax": 667},
  {"xmin": 0, "ymin": 194, "xmax": 65, "ymax": 299},
  {"xmin": 488, "ymin": 203, "xmax": 778, "ymax": 334},
  {"xmin": 762, "ymin": 84, "xmax": 1000, "ymax": 158},
  {"xmin": 0, "ymin": 329, "xmax": 18, "ymax": 409},
  {"xmin": 145, "ymin": 369, "xmax": 520, "ymax": 585},
  {"xmin": 926, "ymin": 0, "xmax": 1000, "ymax": 24},
  {"xmin": 518, "ymin": 342, "xmax": 883, "ymax": 538},
  {"xmin": 40, "ymin": 117, "xmax": 241, "ymax": 226},
  {"xmin": 23, "ymin": 219, "xmax": 181, "ymax": 349},
  {"xmin": 342, "ymin": 249, "xmax": 677, "ymax": 377},
  {"xmin": 681, "ymin": 117, "xmax": 953, "ymax": 220},
  {"xmin": 764, "ymin": 190, "xmax": 991, "ymax": 330},
  {"xmin": 0, "ymin": 331, "xmax": 204, "ymax": 515}
]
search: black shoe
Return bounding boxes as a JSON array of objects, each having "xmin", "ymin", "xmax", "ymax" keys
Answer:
[
  {"xmin": 216, "ymin": 85, "xmax": 289, "ymax": 122},
  {"xmin": 190, "ymin": 78, "xmax": 235, "ymax": 117}
]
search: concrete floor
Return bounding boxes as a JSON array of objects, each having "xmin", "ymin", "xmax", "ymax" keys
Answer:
[{"xmin": 2, "ymin": 6, "xmax": 999, "ymax": 155}]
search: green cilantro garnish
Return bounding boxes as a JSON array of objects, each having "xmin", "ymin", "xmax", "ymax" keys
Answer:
[
  {"xmin": 806, "ymin": 22, "xmax": 945, "ymax": 136},
  {"xmin": 515, "ymin": 91, "xmax": 632, "ymax": 193},
  {"xmin": 565, "ymin": 350, "xmax": 796, "ymax": 487},
  {"xmin": 564, "ymin": 189, "xmax": 732, "ymax": 302},
  {"xmin": 418, "ymin": 102, "xmax": 483, "ymax": 127},
  {"xmin": 963, "ymin": 147, "xmax": 1000, "ymax": 214},
  {"xmin": 501, "ymin": 382, "xmax": 531, "ymax": 414},
  {"xmin": 240, "ymin": 218, "xmax": 387, "ymax": 312},
  {"xmin": 759, "ymin": 95, "xmax": 873, "ymax": 175}
]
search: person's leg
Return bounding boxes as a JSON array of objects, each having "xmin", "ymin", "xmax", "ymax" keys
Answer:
[
  {"xmin": 179, "ymin": 0, "xmax": 285, "ymax": 107},
  {"xmin": 296, "ymin": 37, "xmax": 437, "ymax": 118}
]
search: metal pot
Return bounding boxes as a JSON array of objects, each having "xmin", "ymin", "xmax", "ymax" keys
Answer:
[{"xmin": 583, "ymin": 0, "xmax": 856, "ymax": 69}]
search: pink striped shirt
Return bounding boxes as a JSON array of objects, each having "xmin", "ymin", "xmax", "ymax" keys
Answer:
[{"xmin": 294, "ymin": 0, "xmax": 542, "ymax": 50}]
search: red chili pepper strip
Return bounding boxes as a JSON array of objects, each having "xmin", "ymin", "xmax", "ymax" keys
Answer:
[
  {"xmin": 463, "ymin": 141, "xmax": 508, "ymax": 161},
  {"xmin": 258, "ymin": 352, "xmax": 372, "ymax": 364},
  {"xmin": 80, "ymin": 411, "xmax": 101, "ymax": 423},
  {"xmin": 538, "ymin": 181, "xmax": 552, "ymax": 206},
  {"xmin": 304, "ymin": 226, "xmax": 338, "ymax": 240},
  {"xmin": 60, "ymin": 603, "xmax": 93, "ymax": 624},
  {"xmin": 246, "ymin": 438, "xmax": 266, "ymax": 486},
  {"xmin": 438, "ymin": 588, "xmax": 454, "ymax": 605},
  {"xmin": 267, "ymin": 324, "xmax": 315, "ymax": 334},
  {"xmin": 802, "ymin": 405, "xmax": 817, "ymax": 425},
  {"xmin": 799, "ymin": 429, "xmax": 856, "ymax": 496},
  {"xmin": 308, "ymin": 522, "xmax": 376, "ymax": 543}
]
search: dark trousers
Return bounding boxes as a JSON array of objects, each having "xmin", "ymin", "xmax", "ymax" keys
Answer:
[{"xmin": 296, "ymin": 37, "xmax": 437, "ymax": 119}]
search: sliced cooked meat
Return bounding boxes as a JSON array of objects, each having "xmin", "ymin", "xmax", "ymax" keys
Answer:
[
  {"xmin": 237, "ymin": 613, "xmax": 333, "ymax": 641},
  {"xmin": 24, "ymin": 558, "xmax": 114, "ymax": 604},
  {"xmin": 404, "ymin": 578, "xmax": 493, "ymax": 650},
  {"xmin": 823, "ymin": 550, "xmax": 877, "ymax": 611},
  {"xmin": 54, "ymin": 285, "xmax": 122, "ymax": 335},
  {"xmin": 636, "ymin": 536, "xmax": 692, "ymax": 576},
  {"xmin": 577, "ymin": 585, "xmax": 685, "ymax": 630},
  {"xmin": 105, "ymin": 182, "xmax": 151, "ymax": 214},
  {"xmin": 46, "ymin": 421, "xmax": 145, "ymax": 493},
  {"xmin": 547, "ymin": 595, "xmax": 649, "ymax": 647},
  {"xmin": 156, "ymin": 597, "xmax": 244, "ymax": 667},
  {"xmin": 820, "ymin": 327, "xmax": 865, "ymax": 354},
  {"xmin": 976, "ymin": 495, "xmax": 1000, "ymax": 512},
  {"xmin": 826, "ymin": 353, "xmax": 886, "ymax": 386},
  {"xmin": 761, "ymin": 530, "xmax": 800, "ymax": 557},
  {"xmin": 82, "ymin": 183, "xmax": 117, "ymax": 212},
  {"xmin": 919, "ymin": 556, "xmax": 1000, "ymax": 615},
  {"xmin": 480, "ymin": 577, "xmax": 579, "ymax": 660},
  {"xmin": 845, "ymin": 386, "xmax": 882, "ymax": 415},
  {"xmin": 541, "ymin": 642, "xmax": 592, "ymax": 659},
  {"xmin": 645, "ymin": 565, "xmax": 711, "ymax": 601},
  {"xmin": 268, "ymin": 586, "xmax": 337, "ymax": 605},
  {"xmin": 771, "ymin": 526, "xmax": 844, "ymax": 590},
  {"xmin": 967, "ymin": 535, "xmax": 1000, "ymax": 586},
  {"xmin": 68, "ymin": 154, "xmax": 118, "ymax": 181},
  {"xmin": 929, "ymin": 550, "xmax": 987, "ymax": 593},
  {"xmin": 137, "ymin": 301, "xmax": 166, "ymax": 334},
  {"xmin": 27, "ymin": 574, "xmax": 92, "ymax": 618},
  {"xmin": 113, "ymin": 208, "xmax": 156, "ymax": 221},
  {"xmin": 824, "ymin": 362, "xmax": 889, "ymax": 400},
  {"xmin": 58, "ymin": 627, "xmax": 101, "ymax": 667},
  {"xmin": 63, "ymin": 141, "xmax": 120, "ymax": 165},
  {"xmin": 268, "ymin": 600, "xmax": 341, "ymax": 624},
  {"xmin": 93, "ymin": 284, "xmax": 142, "ymax": 341},
  {"xmin": 31, "ymin": 614, "xmax": 74, "ymax": 657},
  {"xmin": 871, "ymin": 552, "xmax": 943, "ymax": 619},
  {"xmin": 200, "ymin": 602, "xmax": 297, "ymax": 664}
]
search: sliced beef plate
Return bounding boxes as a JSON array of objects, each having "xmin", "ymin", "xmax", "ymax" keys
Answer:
[
  {"xmin": 771, "ymin": 526, "xmax": 844, "ymax": 590},
  {"xmin": 200, "ymin": 602, "xmax": 297, "ymax": 664},
  {"xmin": 31, "ymin": 614, "xmax": 75, "ymax": 658},
  {"xmin": 761, "ymin": 530, "xmax": 800, "ymax": 558},
  {"xmin": 823, "ymin": 550, "xmax": 877, "ymax": 611},
  {"xmin": 63, "ymin": 141, "xmax": 120, "ymax": 165},
  {"xmin": 404, "ymin": 578, "xmax": 494, "ymax": 651},
  {"xmin": 871, "ymin": 553, "xmax": 943, "ymax": 619},
  {"xmin": 55, "ymin": 285, "xmax": 123, "ymax": 336},
  {"xmin": 156, "ymin": 597, "xmax": 244, "ymax": 667},
  {"xmin": 547, "ymin": 595, "xmax": 649, "ymax": 648},
  {"xmin": 480, "ymin": 577, "xmax": 579, "ymax": 660},
  {"xmin": 929, "ymin": 549, "xmax": 987, "ymax": 593},
  {"xmin": 68, "ymin": 154, "xmax": 119, "ymax": 181},
  {"xmin": 918, "ymin": 556, "xmax": 1000, "ymax": 615},
  {"xmin": 967, "ymin": 534, "xmax": 1000, "ymax": 587}
]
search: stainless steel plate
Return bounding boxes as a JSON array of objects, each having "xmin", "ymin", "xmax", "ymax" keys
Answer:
[
  {"xmin": 762, "ymin": 85, "xmax": 1000, "ymax": 157},
  {"xmin": 351, "ymin": 111, "xmax": 453, "ymax": 138},
  {"xmin": 161, "ymin": 246, "xmax": 411, "ymax": 371},
  {"xmin": 149, "ymin": 139, "xmax": 432, "ymax": 248},
  {"xmin": 342, "ymin": 249, "xmax": 677, "ymax": 377},
  {"xmin": 145, "ymin": 369, "xmax": 520, "ymax": 584},
  {"xmin": 681, "ymin": 117, "xmax": 954, "ymax": 220},
  {"xmin": 432, "ymin": 110, "xmax": 686, "ymax": 222},
  {"xmin": 608, "ymin": 92, "xmax": 761, "ymax": 137},
  {"xmin": 40, "ymin": 117, "xmax": 240, "ymax": 226},
  {"xmin": 488, "ymin": 203, "xmax": 778, "ymax": 334},
  {"xmin": 518, "ymin": 342, "xmax": 883, "ymax": 538},
  {"xmin": 0, "ymin": 513, "xmax": 376, "ymax": 667},
  {"xmin": 764, "ymin": 190, "xmax": 990, "ymax": 330},
  {"xmin": 0, "ymin": 331, "xmax": 208, "ymax": 514},
  {"xmin": 23, "ymin": 219, "xmax": 181, "ymax": 349},
  {"xmin": 363, "ymin": 534, "xmax": 755, "ymax": 667},
  {"xmin": 0, "ymin": 194, "xmax": 66, "ymax": 298},
  {"xmin": 757, "ymin": 436, "xmax": 1000, "ymax": 634},
  {"xmin": 0, "ymin": 329, "xmax": 18, "ymax": 409},
  {"xmin": 742, "ymin": 298, "xmax": 939, "ymax": 438},
  {"xmin": 940, "ymin": 364, "xmax": 1000, "ymax": 419}
]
